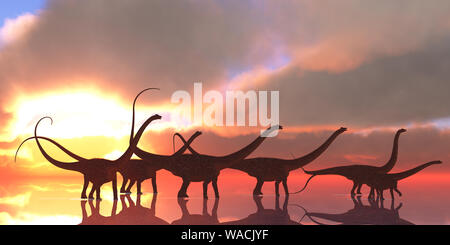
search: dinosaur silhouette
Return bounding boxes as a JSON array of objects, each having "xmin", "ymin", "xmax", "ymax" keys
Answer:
[
  {"xmin": 295, "ymin": 129, "xmax": 407, "ymax": 195},
  {"xmin": 365, "ymin": 160, "xmax": 442, "ymax": 200},
  {"xmin": 119, "ymin": 131, "xmax": 201, "ymax": 195},
  {"xmin": 134, "ymin": 125, "xmax": 282, "ymax": 199},
  {"xmin": 118, "ymin": 89, "xmax": 202, "ymax": 195},
  {"xmin": 171, "ymin": 198, "xmax": 220, "ymax": 225},
  {"xmin": 174, "ymin": 127, "xmax": 347, "ymax": 196},
  {"xmin": 297, "ymin": 195, "xmax": 414, "ymax": 225},
  {"xmin": 221, "ymin": 196, "xmax": 298, "ymax": 225},
  {"xmin": 16, "ymin": 111, "xmax": 161, "ymax": 200}
]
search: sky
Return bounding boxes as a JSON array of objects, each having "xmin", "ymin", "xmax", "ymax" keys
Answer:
[{"xmin": 0, "ymin": 0, "xmax": 450, "ymax": 178}]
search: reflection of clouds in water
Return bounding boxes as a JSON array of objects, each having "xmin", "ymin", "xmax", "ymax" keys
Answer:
[
  {"xmin": 0, "ymin": 192, "xmax": 31, "ymax": 207},
  {"xmin": 0, "ymin": 212, "xmax": 80, "ymax": 225}
]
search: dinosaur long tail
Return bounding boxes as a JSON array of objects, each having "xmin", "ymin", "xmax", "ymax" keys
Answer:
[
  {"xmin": 290, "ymin": 169, "xmax": 316, "ymax": 194},
  {"xmin": 15, "ymin": 136, "xmax": 87, "ymax": 162},
  {"xmin": 32, "ymin": 117, "xmax": 80, "ymax": 171},
  {"xmin": 173, "ymin": 132, "xmax": 200, "ymax": 155}
]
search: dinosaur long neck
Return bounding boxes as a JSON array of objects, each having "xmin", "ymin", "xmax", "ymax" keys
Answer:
[
  {"xmin": 289, "ymin": 129, "xmax": 344, "ymax": 169},
  {"xmin": 391, "ymin": 161, "xmax": 441, "ymax": 181},
  {"xmin": 34, "ymin": 118, "xmax": 80, "ymax": 172},
  {"xmin": 378, "ymin": 130, "xmax": 402, "ymax": 172},
  {"xmin": 116, "ymin": 115, "xmax": 159, "ymax": 164},
  {"xmin": 218, "ymin": 134, "xmax": 268, "ymax": 167}
]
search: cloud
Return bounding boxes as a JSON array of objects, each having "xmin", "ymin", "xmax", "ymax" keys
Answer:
[
  {"xmin": 0, "ymin": 0, "xmax": 449, "ymax": 139},
  {"xmin": 0, "ymin": 192, "xmax": 31, "ymax": 207},
  {"xmin": 0, "ymin": 13, "xmax": 37, "ymax": 45}
]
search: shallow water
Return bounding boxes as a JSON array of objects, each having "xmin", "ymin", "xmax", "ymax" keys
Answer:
[{"xmin": 0, "ymin": 170, "xmax": 449, "ymax": 225}]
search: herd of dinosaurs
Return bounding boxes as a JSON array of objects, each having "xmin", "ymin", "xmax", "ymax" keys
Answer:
[{"xmin": 15, "ymin": 88, "xmax": 443, "ymax": 202}]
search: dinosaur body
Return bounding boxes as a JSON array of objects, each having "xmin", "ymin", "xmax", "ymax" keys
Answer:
[
  {"xmin": 297, "ymin": 129, "xmax": 407, "ymax": 195},
  {"xmin": 119, "ymin": 131, "xmax": 201, "ymax": 195},
  {"xmin": 135, "ymin": 125, "xmax": 282, "ymax": 198},
  {"xmin": 364, "ymin": 160, "xmax": 442, "ymax": 200},
  {"xmin": 175, "ymin": 127, "xmax": 347, "ymax": 196},
  {"xmin": 118, "ymin": 89, "xmax": 202, "ymax": 194},
  {"xmin": 15, "ymin": 88, "xmax": 162, "ymax": 200}
]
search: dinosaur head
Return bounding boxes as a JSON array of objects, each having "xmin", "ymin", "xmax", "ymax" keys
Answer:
[
  {"xmin": 151, "ymin": 114, "xmax": 162, "ymax": 121},
  {"xmin": 338, "ymin": 127, "xmax": 347, "ymax": 133},
  {"xmin": 398, "ymin": 128, "xmax": 407, "ymax": 134}
]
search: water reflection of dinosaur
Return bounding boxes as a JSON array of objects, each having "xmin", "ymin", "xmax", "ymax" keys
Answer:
[
  {"xmin": 79, "ymin": 194, "xmax": 168, "ymax": 225},
  {"xmin": 175, "ymin": 128, "xmax": 347, "ymax": 196},
  {"xmin": 114, "ymin": 194, "xmax": 169, "ymax": 225},
  {"xmin": 298, "ymin": 196, "xmax": 414, "ymax": 225},
  {"xmin": 171, "ymin": 198, "xmax": 220, "ymax": 225},
  {"xmin": 135, "ymin": 125, "xmax": 282, "ymax": 198},
  {"xmin": 79, "ymin": 199, "xmax": 118, "ymax": 225},
  {"xmin": 221, "ymin": 196, "xmax": 298, "ymax": 225},
  {"xmin": 296, "ymin": 129, "xmax": 406, "ymax": 196}
]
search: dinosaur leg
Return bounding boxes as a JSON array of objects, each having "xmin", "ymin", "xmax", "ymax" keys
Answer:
[
  {"xmin": 253, "ymin": 179, "xmax": 264, "ymax": 196},
  {"xmin": 390, "ymin": 188, "xmax": 395, "ymax": 200},
  {"xmin": 126, "ymin": 180, "xmax": 136, "ymax": 193},
  {"xmin": 368, "ymin": 187, "xmax": 375, "ymax": 199},
  {"xmin": 394, "ymin": 187, "xmax": 402, "ymax": 196},
  {"xmin": 178, "ymin": 179, "xmax": 190, "ymax": 198},
  {"xmin": 282, "ymin": 178, "xmax": 289, "ymax": 196},
  {"xmin": 112, "ymin": 175, "xmax": 118, "ymax": 200},
  {"xmin": 88, "ymin": 184, "xmax": 96, "ymax": 200},
  {"xmin": 275, "ymin": 181, "xmax": 281, "ymax": 196},
  {"xmin": 379, "ymin": 189, "xmax": 384, "ymax": 200},
  {"xmin": 120, "ymin": 178, "xmax": 128, "ymax": 193},
  {"xmin": 96, "ymin": 185, "xmax": 102, "ymax": 201},
  {"xmin": 203, "ymin": 181, "xmax": 210, "ymax": 199},
  {"xmin": 350, "ymin": 181, "xmax": 357, "ymax": 196},
  {"xmin": 356, "ymin": 183, "xmax": 362, "ymax": 195},
  {"xmin": 212, "ymin": 177, "xmax": 220, "ymax": 198},
  {"xmin": 137, "ymin": 181, "xmax": 143, "ymax": 195},
  {"xmin": 81, "ymin": 175, "xmax": 89, "ymax": 199},
  {"xmin": 152, "ymin": 175, "xmax": 158, "ymax": 193}
]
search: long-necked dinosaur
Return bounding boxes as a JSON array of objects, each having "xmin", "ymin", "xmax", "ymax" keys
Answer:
[
  {"xmin": 134, "ymin": 125, "xmax": 282, "ymax": 199},
  {"xmin": 174, "ymin": 127, "xmax": 347, "ymax": 196},
  {"xmin": 15, "ymin": 94, "xmax": 162, "ymax": 200},
  {"xmin": 118, "ymin": 89, "xmax": 202, "ymax": 195},
  {"xmin": 294, "ymin": 129, "xmax": 407, "ymax": 195},
  {"xmin": 297, "ymin": 195, "xmax": 414, "ymax": 225},
  {"xmin": 119, "ymin": 131, "xmax": 202, "ymax": 195},
  {"xmin": 365, "ymin": 160, "xmax": 442, "ymax": 200}
]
